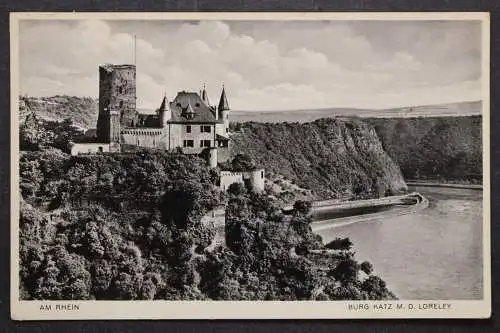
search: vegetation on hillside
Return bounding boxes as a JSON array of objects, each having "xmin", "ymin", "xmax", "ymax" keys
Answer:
[
  {"xmin": 19, "ymin": 116, "xmax": 396, "ymax": 301},
  {"xmin": 20, "ymin": 95, "xmax": 98, "ymax": 128},
  {"xmin": 367, "ymin": 116, "xmax": 482, "ymax": 184},
  {"xmin": 230, "ymin": 118, "xmax": 408, "ymax": 200}
]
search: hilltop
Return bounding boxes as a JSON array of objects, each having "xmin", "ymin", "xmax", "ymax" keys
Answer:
[
  {"xmin": 19, "ymin": 95, "xmax": 98, "ymax": 129},
  {"xmin": 231, "ymin": 101, "xmax": 481, "ymax": 123},
  {"xmin": 19, "ymin": 96, "xmax": 481, "ymax": 129}
]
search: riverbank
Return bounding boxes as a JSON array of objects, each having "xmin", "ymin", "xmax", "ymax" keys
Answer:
[
  {"xmin": 406, "ymin": 181, "xmax": 482, "ymax": 190},
  {"xmin": 311, "ymin": 193, "xmax": 429, "ymax": 232}
]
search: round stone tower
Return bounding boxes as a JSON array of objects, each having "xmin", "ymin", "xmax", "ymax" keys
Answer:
[
  {"xmin": 207, "ymin": 147, "xmax": 218, "ymax": 168},
  {"xmin": 249, "ymin": 168, "xmax": 265, "ymax": 193}
]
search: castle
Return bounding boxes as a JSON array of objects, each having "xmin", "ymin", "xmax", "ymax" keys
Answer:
[{"xmin": 70, "ymin": 64, "xmax": 264, "ymax": 192}]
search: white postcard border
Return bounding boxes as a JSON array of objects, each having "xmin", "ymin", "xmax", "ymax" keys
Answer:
[{"xmin": 9, "ymin": 11, "xmax": 491, "ymax": 320}]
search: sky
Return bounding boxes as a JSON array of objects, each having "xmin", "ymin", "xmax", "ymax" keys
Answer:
[{"xmin": 18, "ymin": 19, "xmax": 483, "ymax": 111}]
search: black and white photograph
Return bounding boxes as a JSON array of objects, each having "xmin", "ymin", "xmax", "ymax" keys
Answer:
[{"xmin": 10, "ymin": 12, "xmax": 490, "ymax": 319}]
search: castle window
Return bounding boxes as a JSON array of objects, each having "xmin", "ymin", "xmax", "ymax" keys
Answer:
[
  {"xmin": 201, "ymin": 125, "xmax": 211, "ymax": 133},
  {"xmin": 137, "ymin": 139, "xmax": 140, "ymax": 146},
  {"xmin": 186, "ymin": 125, "xmax": 191, "ymax": 133},
  {"xmin": 200, "ymin": 140, "xmax": 211, "ymax": 148},
  {"xmin": 183, "ymin": 140, "xmax": 194, "ymax": 148},
  {"xmin": 226, "ymin": 128, "xmax": 229, "ymax": 133},
  {"xmin": 195, "ymin": 102, "xmax": 200, "ymax": 107},
  {"xmin": 119, "ymin": 101, "xmax": 124, "ymax": 108},
  {"xmin": 261, "ymin": 171, "xmax": 264, "ymax": 179}
]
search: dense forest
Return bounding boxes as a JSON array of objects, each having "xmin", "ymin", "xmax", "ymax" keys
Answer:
[
  {"xmin": 366, "ymin": 116, "xmax": 482, "ymax": 184},
  {"xmin": 229, "ymin": 118, "xmax": 408, "ymax": 200},
  {"xmin": 18, "ymin": 113, "xmax": 395, "ymax": 301}
]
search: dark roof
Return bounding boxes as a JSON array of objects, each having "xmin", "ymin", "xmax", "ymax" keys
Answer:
[
  {"xmin": 218, "ymin": 86, "xmax": 229, "ymax": 111},
  {"xmin": 158, "ymin": 95, "xmax": 167, "ymax": 111},
  {"xmin": 201, "ymin": 87, "xmax": 210, "ymax": 106},
  {"xmin": 168, "ymin": 91, "xmax": 221, "ymax": 124},
  {"xmin": 216, "ymin": 134, "xmax": 230, "ymax": 141},
  {"xmin": 137, "ymin": 113, "xmax": 161, "ymax": 127}
]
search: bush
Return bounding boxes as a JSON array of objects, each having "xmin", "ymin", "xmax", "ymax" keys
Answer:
[{"xmin": 325, "ymin": 237, "xmax": 353, "ymax": 251}]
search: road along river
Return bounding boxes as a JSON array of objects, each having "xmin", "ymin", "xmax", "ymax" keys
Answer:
[{"xmin": 312, "ymin": 186, "xmax": 483, "ymax": 300}]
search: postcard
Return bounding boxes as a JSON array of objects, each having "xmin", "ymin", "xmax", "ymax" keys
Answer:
[{"xmin": 10, "ymin": 11, "xmax": 490, "ymax": 319}]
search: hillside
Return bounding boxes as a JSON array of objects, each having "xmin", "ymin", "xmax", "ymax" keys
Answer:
[
  {"xmin": 366, "ymin": 116, "xmax": 482, "ymax": 183},
  {"xmin": 230, "ymin": 118, "xmax": 407, "ymax": 200},
  {"xmin": 19, "ymin": 149, "xmax": 395, "ymax": 301},
  {"xmin": 19, "ymin": 95, "xmax": 98, "ymax": 128}
]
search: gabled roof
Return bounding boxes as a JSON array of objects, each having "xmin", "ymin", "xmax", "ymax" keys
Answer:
[{"xmin": 168, "ymin": 91, "xmax": 222, "ymax": 124}]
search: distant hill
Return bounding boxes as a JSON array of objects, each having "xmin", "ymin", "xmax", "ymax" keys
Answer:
[
  {"xmin": 19, "ymin": 95, "xmax": 481, "ymax": 127},
  {"xmin": 231, "ymin": 101, "xmax": 482, "ymax": 123},
  {"xmin": 19, "ymin": 95, "xmax": 98, "ymax": 129},
  {"xmin": 366, "ymin": 116, "xmax": 482, "ymax": 183}
]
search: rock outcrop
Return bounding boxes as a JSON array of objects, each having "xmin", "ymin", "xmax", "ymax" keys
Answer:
[{"xmin": 230, "ymin": 118, "xmax": 407, "ymax": 199}]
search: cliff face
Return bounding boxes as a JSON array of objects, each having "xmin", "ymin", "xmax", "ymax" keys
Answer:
[
  {"xmin": 230, "ymin": 118, "xmax": 407, "ymax": 200},
  {"xmin": 366, "ymin": 116, "xmax": 482, "ymax": 183}
]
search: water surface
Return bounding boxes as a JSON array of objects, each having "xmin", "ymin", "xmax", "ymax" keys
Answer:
[{"xmin": 314, "ymin": 186, "xmax": 483, "ymax": 300}]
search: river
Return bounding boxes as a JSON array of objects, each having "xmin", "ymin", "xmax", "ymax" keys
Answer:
[{"xmin": 313, "ymin": 186, "xmax": 483, "ymax": 300}]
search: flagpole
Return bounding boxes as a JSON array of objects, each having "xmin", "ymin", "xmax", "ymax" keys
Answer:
[{"xmin": 133, "ymin": 34, "xmax": 137, "ymax": 66}]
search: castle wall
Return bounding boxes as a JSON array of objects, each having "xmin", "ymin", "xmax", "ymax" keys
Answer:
[
  {"xmin": 215, "ymin": 122, "xmax": 226, "ymax": 137},
  {"xmin": 219, "ymin": 171, "xmax": 244, "ymax": 191},
  {"xmin": 168, "ymin": 124, "xmax": 183, "ymax": 150},
  {"xmin": 217, "ymin": 146, "xmax": 230, "ymax": 163},
  {"xmin": 121, "ymin": 128, "xmax": 168, "ymax": 150},
  {"xmin": 70, "ymin": 143, "xmax": 110, "ymax": 156},
  {"xmin": 219, "ymin": 168, "xmax": 265, "ymax": 192},
  {"xmin": 248, "ymin": 168, "xmax": 265, "ymax": 193},
  {"xmin": 169, "ymin": 123, "xmax": 216, "ymax": 153}
]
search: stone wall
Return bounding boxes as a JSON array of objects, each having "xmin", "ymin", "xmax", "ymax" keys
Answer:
[
  {"xmin": 121, "ymin": 128, "xmax": 168, "ymax": 150},
  {"xmin": 219, "ymin": 171, "xmax": 244, "ymax": 191},
  {"xmin": 70, "ymin": 143, "xmax": 110, "ymax": 156}
]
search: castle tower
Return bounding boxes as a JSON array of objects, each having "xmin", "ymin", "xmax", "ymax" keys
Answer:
[
  {"xmin": 109, "ymin": 110, "xmax": 121, "ymax": 152},
  {"xmin": 218, "ymin": 85, "xmax": 230, "ymax": 135},
  {"xmin": 97, "ymin": 64, "xmax": 137, "ymax": 142},
  {"xmin": 158, "ymin": 94, "xmax": 170, "ymax": 127}
]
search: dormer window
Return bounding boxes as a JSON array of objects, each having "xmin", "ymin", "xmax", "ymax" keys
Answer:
[{"xmin": 195, "ymin": 102, "xmax": 200, "ymax": 107}]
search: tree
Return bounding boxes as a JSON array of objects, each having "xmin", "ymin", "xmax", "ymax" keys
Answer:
[
  {"xmin": 360, "ymin": 261, "xmax": 373, "ymax": 275},
  {"xmin": 231, "ymin": 154, "xmax": 256, "ymax": 171},
  {"xmin": 227, "ymin": 182, "xmax": 246, "ymax": 196},
  {"xmin": 293, "ymin": 200, "xmax": 312, "ymax": 215},
  {"xmin": 325, "ymin": 237, "xmax": 353, "ymax": 251}
]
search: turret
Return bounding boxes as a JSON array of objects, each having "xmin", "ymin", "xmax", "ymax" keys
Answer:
[
  {"xmin": 218, "ymin": 85, "xmax": 230, "ymax": 135},
  {"xmin": 201, "ymin": 83, "xmax": 210, "ymax": 106},
  {"xmin": 158, "ymin": 94, "xmax": 170, "ymax": 127}
]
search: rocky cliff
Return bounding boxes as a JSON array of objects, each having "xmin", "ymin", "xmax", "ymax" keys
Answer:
[
  {"xmin": 367, "ymin": 116, "xmax": 482, "ymax": 183},
  {"xmin": 230, "ymin": 118, "xmax": 407, "ymax": 200}
]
